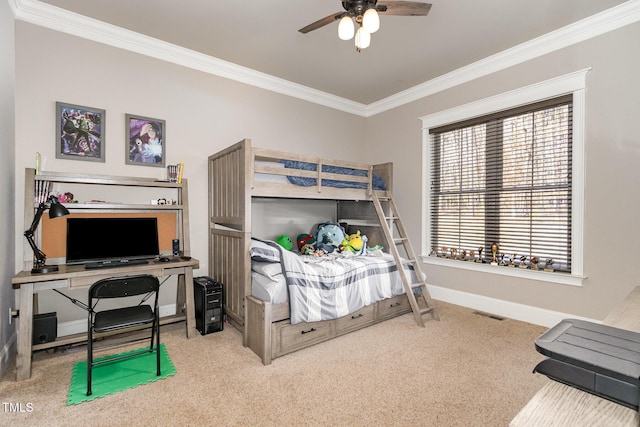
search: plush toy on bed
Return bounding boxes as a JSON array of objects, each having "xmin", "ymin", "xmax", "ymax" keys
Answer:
[
  {"xmin": 315, "ymin": 221, "xmax": 346, "ymax": 254},
  {"xmin": 341, "ymin": 230, "xmax": 368, "ymax": 255},
  {"xmin": 296, "ymin": 233, "xmax": 316, "ymax": 255},
  {"xmin": 275, "ymin": 234, "xmax": 293, "ymax": 251}
]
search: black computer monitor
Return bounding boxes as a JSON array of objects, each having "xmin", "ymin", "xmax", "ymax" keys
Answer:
[{"xmin": 65, "ymin": 217, "xmax": 160, "ymax": 265}]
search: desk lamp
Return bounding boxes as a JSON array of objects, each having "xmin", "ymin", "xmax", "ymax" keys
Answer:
[{"xmin": 24, "ymin": 194, "xmax": 70, "ymax": 274}]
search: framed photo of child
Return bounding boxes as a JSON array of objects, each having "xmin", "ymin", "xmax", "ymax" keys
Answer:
[
  {"xmin": 125, "ymin": 114, "xmax": 166, "ymax": 167},
  {"xmin": 56, "ymin": 102, "xmax": 105, "ymax": 162}
]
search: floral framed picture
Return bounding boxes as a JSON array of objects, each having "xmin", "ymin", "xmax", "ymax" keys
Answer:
[
  {"xmin": 56, "ymin": 102, "xmax": 105, "ymax": 162},
  {"xmin": 125, "ymin": 114, "xmax": 166, "ymax": 167}
]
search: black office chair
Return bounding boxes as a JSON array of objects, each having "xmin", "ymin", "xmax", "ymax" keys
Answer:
[{"xmin": 87, "ymin": 274, "xmax": 161, "ymax": 396}]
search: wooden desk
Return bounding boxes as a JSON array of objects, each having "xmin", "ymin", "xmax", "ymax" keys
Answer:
[
  {"xmin": 511, "ymin": 286, "xmax": 640, "ymax": 426},
  {"xmin": 11, "ymin": 257, "xmax": 199, "ymax": 381}
]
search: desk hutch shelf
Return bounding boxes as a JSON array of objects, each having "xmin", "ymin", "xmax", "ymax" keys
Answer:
[{"xmin": 23, "ymin": 168, "xmax": 191, "ymax": 271}]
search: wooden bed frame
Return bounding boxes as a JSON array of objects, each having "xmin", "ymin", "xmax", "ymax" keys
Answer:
[{"xmin": 208, "ymin": 139, "xmax": 412, "ymax": 364}]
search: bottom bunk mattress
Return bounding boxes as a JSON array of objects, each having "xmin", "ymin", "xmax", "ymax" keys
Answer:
[{"xmin": 250, "ymin": 238, "xmax": 418, "ymax": 325}]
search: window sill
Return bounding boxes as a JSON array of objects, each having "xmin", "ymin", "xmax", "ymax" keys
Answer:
[{"xmin": 420, "ymin": 255, "xmax": 585, "ymax": 287}]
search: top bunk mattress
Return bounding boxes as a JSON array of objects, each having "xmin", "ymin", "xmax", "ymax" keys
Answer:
[{"xmin": 253, "ymin": 160, "xmax": 387, "ymax": 191}]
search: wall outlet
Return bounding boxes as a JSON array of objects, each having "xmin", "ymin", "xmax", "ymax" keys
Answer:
[{"xmin": 9, "ymin": 307, "xmax": 19, "ymax": 325}]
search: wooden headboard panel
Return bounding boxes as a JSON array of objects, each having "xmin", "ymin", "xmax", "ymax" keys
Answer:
[{"xmin": 41, "ymin": 212, "xmax": 177, "ymax": 258}]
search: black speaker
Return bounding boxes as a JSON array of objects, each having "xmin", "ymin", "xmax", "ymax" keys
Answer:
[
  {"xmin": 193, "ymin": 277, "xmax": 224, "ymax": 335},
  {"xmin": 172, "ymin": 239, "xmax": 180, "ymax": 256},
  {"xmin": 33, "ymin": 312, "xmax": 57, "ymax": 345}
]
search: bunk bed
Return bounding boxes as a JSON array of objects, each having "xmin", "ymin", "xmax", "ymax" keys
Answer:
[{"xmin": 208, "ymin": 138, "xmax": 422, "ymax": 365}]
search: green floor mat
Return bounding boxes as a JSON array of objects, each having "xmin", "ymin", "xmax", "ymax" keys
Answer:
[{"xmin": 67, "ymin": 343, "xmax": 175, "ymax": 405}]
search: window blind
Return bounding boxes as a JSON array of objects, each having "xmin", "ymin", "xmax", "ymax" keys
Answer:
[{"xmin": 429, "ymin": 95, "xmax": 573, "ymax": 272}]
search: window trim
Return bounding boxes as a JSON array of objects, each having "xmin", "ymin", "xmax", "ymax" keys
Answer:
[{"xmin": 419, "ymin": 69, "xmax": 589, "ymax": 286}]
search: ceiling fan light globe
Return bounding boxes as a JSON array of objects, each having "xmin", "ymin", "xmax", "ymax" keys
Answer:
[
  {"xmin": 338, "ymin": 16, "xmax": 355, "ymax": 40},
  {"xmin": 362, "ymin": 8, "xmax": 380, "ymax": 33},
  {"xmin": 355, "ymin": 27, "xmax": 371, "ymax": 50}
]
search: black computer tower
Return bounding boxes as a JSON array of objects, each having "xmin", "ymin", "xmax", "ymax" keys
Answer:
[{"xmin": 193, "ymin": 276, "xmax": 224, "ymax": 335}]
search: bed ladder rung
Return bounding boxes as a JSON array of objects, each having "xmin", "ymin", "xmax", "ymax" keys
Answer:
[
  {"xmin": 420, "ymin": 307, "xmax": 435, "ymax": 316},
  {"xmin": 372, "ymin": 192, "xmax": 439, "ymax": 326}
]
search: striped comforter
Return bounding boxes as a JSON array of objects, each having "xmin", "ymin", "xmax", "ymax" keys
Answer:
[{"xmin": 250, "ymin": 239, "xmax": 414, "ymax": 325}]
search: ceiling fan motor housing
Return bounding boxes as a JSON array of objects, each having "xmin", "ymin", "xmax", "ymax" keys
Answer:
[{"xmin": 342, "ymin": 0, "xmax": 380, "ymax": 18}]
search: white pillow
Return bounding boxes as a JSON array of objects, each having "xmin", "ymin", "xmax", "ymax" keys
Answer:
[
  {"xmin": 249, "ymin": 238, "xmax": 281, "ymax": 263},
  {"xmin": 251, "ymin": 261, "xmax": 283, "ymax": 281}
]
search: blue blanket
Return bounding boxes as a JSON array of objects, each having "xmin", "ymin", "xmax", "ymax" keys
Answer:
[{"xmin": 280, "ymin": 160, "xmax": 387, "ymax": 190}]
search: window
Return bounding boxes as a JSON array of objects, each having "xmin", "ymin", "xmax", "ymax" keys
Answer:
[
  {"xmin": 428, "ymin": 96, "xmax": 572, "ymax": 272},
  {"xmin": 420, "ymin": 70, "xmax": 588, "ymax": 284}
]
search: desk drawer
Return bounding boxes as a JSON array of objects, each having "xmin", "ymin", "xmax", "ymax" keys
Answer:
[{"xmin": 69, "ymin": 268, "xmax": 163, "ymax": 288}]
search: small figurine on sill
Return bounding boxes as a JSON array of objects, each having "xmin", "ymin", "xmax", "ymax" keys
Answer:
[
  {"xmin": 500, "ymin": 253, "xmax": 509, "ymax": 266},
  {"xmin": 519, "ymin": 255, "xmax": 528, "ymax": 268},
  {"xmin": 530, "ymin": 257, "xmax": 540, "ymax": 271},
  {"xmin": 490, "ymin": 243, "xmax": 499, "ymax": 265}
]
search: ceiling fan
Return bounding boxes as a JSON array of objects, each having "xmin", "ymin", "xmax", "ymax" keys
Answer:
[{"xmin": 299, "ymin": 1, "xmax": 432, "ymax": 51}]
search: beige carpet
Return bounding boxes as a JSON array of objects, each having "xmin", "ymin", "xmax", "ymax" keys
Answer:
[{"xmin": 1, "ymin": 301, "xmax": 548, "ymax": 426}]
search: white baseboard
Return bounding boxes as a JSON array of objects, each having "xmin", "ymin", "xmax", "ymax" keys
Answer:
[
  {"xmin": 58, "ymin": 303, "xmax": 177, "ymax": 337},
  {"xmin": 427, "ymin": 284, "xmax": 599, "ymax": 328}
]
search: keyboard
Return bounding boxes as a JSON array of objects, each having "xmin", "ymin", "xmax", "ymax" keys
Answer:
[{"xmin": 84, "ymin": 259, "xmax": 150, "ymax": 269}]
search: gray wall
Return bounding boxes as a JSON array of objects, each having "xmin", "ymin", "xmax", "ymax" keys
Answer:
[
  {"xmin": 367, "ymin": 21, "xmax": 640, "ymax": 321},
  {"xmin": 1, "ymin": 0, "xmax": 16, "ymax": 379}
]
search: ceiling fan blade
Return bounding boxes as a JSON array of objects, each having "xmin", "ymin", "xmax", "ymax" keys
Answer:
[
  {"xmin": 299, "ymin": 12, "xmax": 345, "ymax": 33},
  {"xmin": 377, "ymin": 1, "xmax": 432, "ymax": 16}
]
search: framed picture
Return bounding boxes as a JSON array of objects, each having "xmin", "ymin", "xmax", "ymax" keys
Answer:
[
  {"xmin": 56, "ymin": 102, "xmax": 105, "ymax": 162},
  {"xmin": 125, "ymin": 114, "xmax": 166, "ymax": 167}
]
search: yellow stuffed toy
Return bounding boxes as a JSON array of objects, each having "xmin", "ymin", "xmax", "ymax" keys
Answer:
[{"xmin": 342, "ymin": 230, "xmax": 366, "ymax": 254}]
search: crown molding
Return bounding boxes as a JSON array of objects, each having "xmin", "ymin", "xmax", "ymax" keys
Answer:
[
  {"xmin": 366, "ymin": 0, "xmax": 640, "ymax": 116},
  {"xmin": 9, "ymin": 0, "xmax": 367, "ymax": 116},
  {"xmin": 10, "ymin": 0, "xmax": 640, "ymax": 118}
]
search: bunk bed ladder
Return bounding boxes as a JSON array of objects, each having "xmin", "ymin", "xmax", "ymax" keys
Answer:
[{"xmin": 372, "ymin": 193, "xmax": 439, "ymax": 327}]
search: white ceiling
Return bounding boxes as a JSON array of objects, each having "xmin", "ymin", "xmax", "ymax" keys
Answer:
[{"xmin": 23, "ymin": 0, "xmax": 631, "ymax": 104}]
